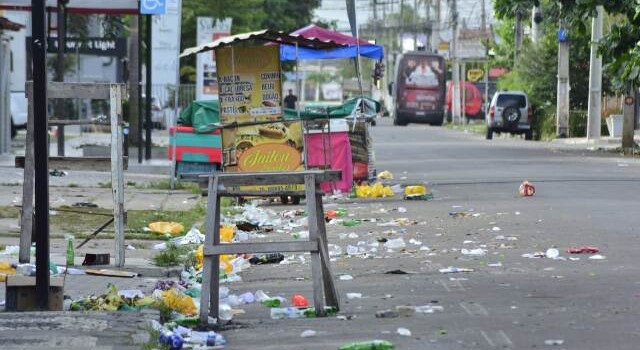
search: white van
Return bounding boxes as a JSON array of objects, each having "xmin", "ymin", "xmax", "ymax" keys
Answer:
[{"xmin": 10, "ymin": 92, "xmax": 28, "ymax": 138}]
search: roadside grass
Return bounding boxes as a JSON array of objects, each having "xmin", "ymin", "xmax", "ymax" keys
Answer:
[
  {"xmin": 0, "ymin": 204, "xmax": 207, "ymax": 239},
  {"xmin": 152, "ymin": 243, "xmax": 197, "ymax": 267},
  {"xmin": 99, "ymin": 180, "xmax": 203, "ymax": 195}
]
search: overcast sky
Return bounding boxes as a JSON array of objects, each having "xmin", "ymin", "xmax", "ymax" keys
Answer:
[{"xmin": 313, "ymin": 0, "xmax": 496, "ymax": 33}]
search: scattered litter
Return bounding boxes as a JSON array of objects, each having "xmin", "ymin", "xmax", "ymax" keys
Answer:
[
  {"xmin": 249, "ymin": 253, "xmax": 285, "ymax": 265},
  {"xmin": 519, "ymin": 180, "xmax": 535, "ymax": 197},
  {"xmin": 439, "ymin": 267, "xmax": 474, "ymax": 274},
  {"xmin": 346, "ymin": 292, "xmax": 362, "ymax": 299},
  {"xmin": 404, "ymin": 185, "xmax": 432, "ymax": 200},
  {"xmin": 408, "ymin": 238, "xmax": 422, "ymax": 245},
  {"xmin": 85, "ymin": 269, "xmax": 136, "ymax": 278},
  {"xmin": 414, "ymin": 304, "xmax": 444, "ymax": 313},
  {"xmin": 339, "ymin": 274, "xmax": 354, "ymax": 281},
  {"xmin": 461, "ymin": 248, "xmax": 486, "ymax": 256},
  {"xmin": 339, "ymin": 340, "xmax": 395, "ymax": 350},
  {"xmin": 449, "ymin": 211, "xmax": 469, "ymax": 218},
  {"xmin": 148, "ymin": 222, "xmax": 185, "ymax": 236},
  {"xmin": 300, "ymin": 329, "xmax": 317, "ymax": 338},
  {"xmin": 567, "ymin": 246, "xmax": 600, "ymax": 254},
  {"xmin": 49, "ymin": 169, "xmax": 67, "ymax": 177},
  {"xmin": 72, "ymin": 202, "xmax": 98, "ymax": 208},
  {"xmin": 384, "ymin": 238, "xmax": 406, "ymax": 250},
  {"xmin": 341, "ymin": 219, "xmax": 361, "ymax": 227},
  {"xmin": 126, "ymin": 245, "xmax": 136, "ymax": 250},
  {"xmin": 544, "ymin": 339, "xmax": 564, "ymax": 346},
  {"xmin": 397, "ymin": 207, "xmax": 407, "ymax": 213},
  {"xmin": 522, "ymin": 252, "xmax": 546, "ymax": 259},
  {"xmin": 355, "ymin": 182, "xmax": 394, "ymax": 198},
  {"xmin": 545, "ymin": 248, "xmax": 560, "ymax": 259},
  {"xmin": 491, "ymin": 226, "xmax": 501, "ymax": 232},
  {"xmin": 375, "ymin": 309, "xmax": 399, "ymax": 318},
  {"xmin": 588, "ymin": 254, "xmax": 606, "ymax": 260},
  {"xmin": 291, "ymin": 293, "xmax": 309, "ymax": 307},
  {"xmin": 487, "ymin": 262, "xmax": 503, "ymax": 267},
  {"xmin": 171, "ymin": 227, "xmax": 205, "ymax": 246},
  {"xmin": 397, "ymin": 327, "xmax": 412, "ymax": 336},
  {"xmin": 377, "ymin": 170, "xmax": 394, "ymax": 180},
  {"xmin": 385, "ymin": 269, "xmax": 409, "ymax": 275}
]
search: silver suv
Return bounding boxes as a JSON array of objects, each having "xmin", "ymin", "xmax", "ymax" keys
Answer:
[{"xmin": 486, "ymin": 91, "xmax": 533, "ymax": 140}]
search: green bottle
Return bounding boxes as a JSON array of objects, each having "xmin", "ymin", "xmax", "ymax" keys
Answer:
[
  {"xmin": 338, "ymin": 340, "xmax": 395, "ymax": 350},
  {"xmin": 341, "ymin": 219, "xmax": 360, "ymax": 227},
  {"xmin": 66, "ymin": 235, "xmax": 74, "ymax": 266},
  {"xmin": 261, "ymin": 298, "xmax": 281, "ymax": 308}
]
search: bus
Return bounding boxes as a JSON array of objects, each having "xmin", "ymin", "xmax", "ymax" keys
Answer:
[{"xmin": 391, "ymin": 52, "xmax": 446, "ymax": 126}]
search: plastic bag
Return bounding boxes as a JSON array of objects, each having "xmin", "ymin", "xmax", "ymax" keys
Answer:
[
  {"xmin": 148, "ymin": 222, "xmax": 185, "ymax": 236},
  {"xmin": 220, "ymin": 225, "xmax": 235, "ymax": 243},
  {"xmin": 377, "ymin": 170, "xmax": 394, "ymax": 180},
  {"xmin": 0, "ymin": 261, "xmax": 15, "ymax": 282},
  {"xmin": 161, "ymin": 288, "xmax": 197, "ymax": 315}
]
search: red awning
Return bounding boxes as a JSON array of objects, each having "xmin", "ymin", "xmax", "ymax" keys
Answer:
[
  {"xmin": 290, "ymin": 24, "xmax": 372, "ymax": 46},
  {"xmin": 0, "ymin": 0, "xmax": 138, "ymax": 15}
]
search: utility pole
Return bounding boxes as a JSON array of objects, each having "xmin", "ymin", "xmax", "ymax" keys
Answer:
[
  {"xmin": 413, "ymin": 0, "xmax": 418, "ymax": 49},
  {"xmin": 450, "ymin": 0, "xmax": 461, "ymax": 124},
  {"xmin": 586, "ymin": 6, "xmax": 603, "ymax": 141},
  {"xmin": 556, "ymin": 20, "xmax": 570, "ymax": 138},
  {"xmin": 31, "ymin": 0, "xmax": 50, "ymax": 310},
  {"xmin": 55, "ymin": 0, "xmax": 68, "ymax": 156},
  {"xmin": 622, "ymin": 84, "xmax": 636, "ymax": 151},
  {"xmin": 531, "ymin": 2, "xmax": 543, "ymax": 44},
  {"xmin": 481, "ymin": 0, "xmax": 489, "ymax": 117},
  {"xmin": 128, "ymin": 13, "xmax": 140, "ymax": 161},
  {"xmin": 515, "ymin": 10, "xmax": 523, "ymax": 59}
]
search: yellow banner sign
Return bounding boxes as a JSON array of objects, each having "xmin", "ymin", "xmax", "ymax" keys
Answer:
[
  {"xmin": 216, "ymin": 45, "xmax": 304, "ymax": 193},
  {"xmin": 467, "ymin": 68, "xmax": 484, "ymax": 82}
]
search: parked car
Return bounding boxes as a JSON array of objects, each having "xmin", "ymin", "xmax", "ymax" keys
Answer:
[
  {"xmin": 486, "ymin": 91, "xmax": 533, "ymax": 140},
  {"xmin": 446, "ymin": 81, "xmax": 484, "ymax": 120},
  {"xmin": 10, "ymin": 92, "xmax": 28, "ymax": 139}
]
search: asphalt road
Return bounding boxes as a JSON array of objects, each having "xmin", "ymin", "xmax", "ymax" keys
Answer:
[{"xmin": 221, "ymin": 118, "xmax": 640, "ymax": 349}]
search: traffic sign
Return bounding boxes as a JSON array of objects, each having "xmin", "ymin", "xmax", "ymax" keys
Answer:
[
  {"xmin": 467, "ymin": 69, "xmax": 484, "ymax": 82},
  {"xmin": 557, "ymin": 28, "xmax": 569, "ymax": 43},
  {"xmin": 141, "ymin": 0, "xmax": 166, "ymax": 15}
]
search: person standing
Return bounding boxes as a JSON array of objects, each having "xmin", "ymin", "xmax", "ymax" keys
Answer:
[{"xmin": 284, "ymin": 89, "xmax": 298, "ymax": 109}]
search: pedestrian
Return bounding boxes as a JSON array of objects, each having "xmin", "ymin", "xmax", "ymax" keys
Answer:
[{"xmin": 284, "ymin": 89, "xmax": 298, "ymax": 110}]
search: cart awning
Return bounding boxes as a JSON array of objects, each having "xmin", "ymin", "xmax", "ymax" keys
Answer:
[{"xmin": 180, "ymin": 29, "xmax": 346, "ymax": 58}]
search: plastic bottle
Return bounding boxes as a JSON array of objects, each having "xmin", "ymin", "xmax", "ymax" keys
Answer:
[
  {"xmin": 338, "ymin": 340, "xmax": 395, "ymax": 350},
  {"xmin": 261, "ymin": 298, "xmax": 281, "ymax": 308},
  {"xmin": 65, "ymin": 235, "xmax": 75, "ymax": 266},
  {"xmin": 384, "ymin": 238, "xmax": 406, "ymax": 250},
  {"xmin": 159, "ymin": 331, "xmax": 184, "ymax": 350},
  {"xmin": 270, "ymin": 307, "xmax": 307, "ymax": 319}
]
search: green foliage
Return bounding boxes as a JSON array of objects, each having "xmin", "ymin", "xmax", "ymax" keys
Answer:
[{"xmin": 152, "ymin": 243, "xmax": 196, "ymax": 267}]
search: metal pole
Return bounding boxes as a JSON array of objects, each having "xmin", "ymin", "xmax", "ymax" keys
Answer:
[
  {"xmin": 32, "ymin": 0, "xmax": 50, "ymax": 310},
  {"xmin": 556, "ymin": 20, "xmax": 570, "ymax": 138},
  {"xmin": 137, "ymin": 14, "xmax": 143, "ymax": 163},
  {"xmin": 622, "ymin": 84, "xmax": 635, "ymax": 150},
  {"xmin": 450, "ymin": 0, "xmax": 461, "ymax": 124},
  {"xmin": 587, "ymin": 6, "xmax": 603, "ymax": 141},
  {"xmin": 56, "ymin": 0, "xmax": 67, "ymax": 157},
  {"xmin": 145, "ymin": 14, "xmax": 152, "ymax": 160},
  {"xmin": 170, "ymin": 0, "xmax": 183, "ymax": 189}
]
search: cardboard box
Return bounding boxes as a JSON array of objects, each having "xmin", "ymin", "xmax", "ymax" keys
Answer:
[{"xmin": 5, "ymin": 276, "xmax": 64, "ymax": 311}]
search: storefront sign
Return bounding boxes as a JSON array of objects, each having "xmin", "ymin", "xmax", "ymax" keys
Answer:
[{"xmin": 467, "ymin": 68, "xmax": 484, "ymax": 82}]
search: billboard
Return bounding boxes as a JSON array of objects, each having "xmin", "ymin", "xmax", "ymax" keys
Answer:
[
  {"xmin": 151, "ymin": 0, "xmax": 181, "ymax": 87},
  {"xmin": 216, "ymin": 45, "xmax": 304, "ymax": 189},
  {"xmin": 196, "ymin": 17, "xmax": 231, "ymax": 100}
]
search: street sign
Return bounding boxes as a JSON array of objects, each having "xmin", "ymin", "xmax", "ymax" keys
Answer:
[
  {"xmin": 557, "ymin": 28, "xmax": 569, "ymax": 43},
  {"xmin": 467, "ymin": 69, "xmax": 484, "ymax": 82},
  {"xmin": 140, "ymin": 0, "xmax": 166, "ymax": 15}
]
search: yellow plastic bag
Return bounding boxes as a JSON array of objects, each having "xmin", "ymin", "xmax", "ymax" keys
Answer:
[
  {"xmin": 405, "ymin": 185, "xmax": 427, "ymax": 197},
  {"xmin": 220, "ymin": 225, "xmax": 235, "ymax": 243},
  {"xmin": 195, "ymin": 245, "xmax": 204, "ymax": 270},
  {"xmin": 161, "ymin": 288, "xmax": 197, "ymax": 315},
  {"xmin": 0, "ymin": 261, "xmax": 15, "ymax": 282},
  {"xmin": 195, "ymin": 245, "xmax": 234, "ymax": 274},
  {"xmin": 148, "ymin": 222, "xmax": 185, "ymax": 236}
]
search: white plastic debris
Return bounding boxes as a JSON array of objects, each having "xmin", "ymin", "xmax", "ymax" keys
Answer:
[
  {"xmin": 397, "ymin": 327, "xmax": 412, "ymax": 336},
  {"xmin": 300, "ymin": 330, "xmax": 317, "ymax": 338},
  {"xmin": 384, "ymin": 238, "xmax": 406, "ymax": 250},
  {"xmin": 544, "ymin": 339, "xmax": 564, "ymax": 346},
  {"xmin": 491, "ymin": 226, "xmax": 502, "ymax": 232},
  {"xmin": 339, "ymin": 274, "xmax": 354, "ymax": 281},
  {"xmin": 545, "ymin": 248, "xmax": 560, "ymax": 259},
  {"xmin": 346, "ymin": 293, "xmax": 362, "ymax": 299},
  {"xmin": 589, "ymin": 254, "xmax": 606, "ymax": 260},
  {"xmin": 439, "ymin": 267, "xmax": 474, "ymax": 274},
  {"xmin": 461, "ymin": 248, "xmax": 486, "ymax": 256}
]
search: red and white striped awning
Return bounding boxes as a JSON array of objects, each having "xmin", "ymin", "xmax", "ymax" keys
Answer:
[{"xmin": 0, "ymin": 0, "xmax": 139, "ymax": 15}]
